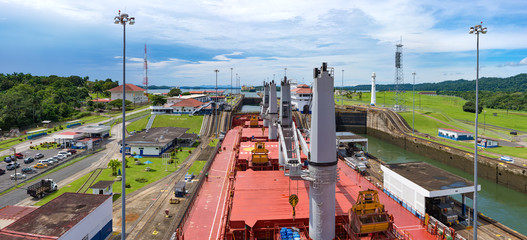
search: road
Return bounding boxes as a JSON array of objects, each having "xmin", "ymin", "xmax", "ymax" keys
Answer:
[{"xmin": 0, "ymin": 108, "xmax": 147, "ymax": 208}]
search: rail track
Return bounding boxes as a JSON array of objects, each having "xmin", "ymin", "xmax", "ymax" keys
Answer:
[{"xmin": 76, "ymin": 168, "xmax": 103, "ymax": 193}]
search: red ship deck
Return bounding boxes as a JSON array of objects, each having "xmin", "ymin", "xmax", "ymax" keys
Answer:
[
  {"xmin": 181, "ymin": 116, "xmax": 435, "ymax": 239},
  {"xmin": 229, "ymin": 169, "xmax": 354, "ymax": 229},
  {"xmin": 241, "ymin": 127, "xmax": 268, "ymax": 141},
  {"xmin": 238, "ymin": 141, "xmax": 308, "ymax": 162},
  {"xmin": 181, "ymin": 127, "xmax": 240, "ymax": 240},
  {"xmin": 338, "ymin": 163, "xmax": 435, "ymax": 240}
]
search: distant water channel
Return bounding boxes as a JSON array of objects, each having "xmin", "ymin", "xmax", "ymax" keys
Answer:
[{"xmin": 365, "ymin": 134, "xmax": 527, "ymax": 235}]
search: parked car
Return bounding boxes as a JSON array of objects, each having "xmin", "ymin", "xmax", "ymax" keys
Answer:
[
  {"xmin": 35, "ymin": 153, "xmax": 44, "ymax": 159},
  {"xmin": 67, "ymin": 149, "xmax": 77, "ymax": 154},
  {"xmin": 33, "ymin": 163, "xmax": 48, "ymax": 169},
  {"xmin": 0, "ymin": 169, "xmax": 5, "ymax": 175},
  {"xmin": 24, "ymin": 157, "xmax": 35, "ymax": 164},
  {"xmin": 56, "ymin": 154, "xmax": 66, "ymax": 160},
  {"xmin": 500, "ymin": 156, "xmax": 514, "ymax": 163},
  {"xmin": 10, "ymin": 173, "xmax": 26, "ymax": 180},
  {"xmin": 58, "ymin": 151, "xmax": 71, "ymax": 157},
  {"xmin": 6, "ymin": 162, "xmax": 21, "ymax": 170},
  {"xmin": 15, "ymin": 153, "xmax": 24, "ymax": 159},
  {"xmin": 44, "ymin": 158, "xmax": 56, "ymax": 165},
  {"xmin": 4, "ymin": 156, "xmax": 13, "ymax": 163},
  {"xmin": 21, "ymin": 167, "xmax": 37, "ymax": 174}
]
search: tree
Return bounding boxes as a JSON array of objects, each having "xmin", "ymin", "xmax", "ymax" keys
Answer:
[
  {"xmin": 167, "ymin": 88, "xmax": 182, "ymax": 97},
  {"xmin": 150, "ymin": 95, "xmax": 167, "ymax": 106},
  {"xmin": 463, "ymin": 101, "xmax": 483, "ymax": 114},
  {"xmin": 108, "ymin": 159, "xmax": 121, "ymax": 176},
  {"xmin": 108, "ymin": 99, "xmax": 132, "ymax": 110}
]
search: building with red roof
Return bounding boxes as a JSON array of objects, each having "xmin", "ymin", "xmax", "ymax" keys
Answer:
[
  {"xmin": 108, "ymin": 83, "xmax": 148, "ymax": 104},
  {"xmin": 0, "ymin": 192, "xmax": 112, "ymax": 240},
  {"xmin": 291, "ymin": 82, "xmax": 312, "ymax": 113}
]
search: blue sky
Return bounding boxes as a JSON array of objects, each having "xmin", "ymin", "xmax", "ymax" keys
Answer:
[{"xmin": 1, "ymin": 0, "xmax": 527, "ymax": 87}]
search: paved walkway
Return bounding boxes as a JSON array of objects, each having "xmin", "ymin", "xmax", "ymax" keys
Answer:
[{"xmin": 182, "ymin": 127, "xmax": 240, "ymax": 240}]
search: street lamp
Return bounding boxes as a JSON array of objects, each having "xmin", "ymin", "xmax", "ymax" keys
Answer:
[
  {"xmin": 412, "ymin": 72, "xmax": 416, "ymax": 135},
  {"xmin": 214, "ymin": 69, "xmax": 220, "ymax": 137},
  {"xmin": 236, "ymin": 73, "xmax": 239, "ymax": 94},
  {"xmin": 469, "ymin": 22, "xmax": 486, "ymax": 240},
  {"xmin": 114, "ymin": 10, "xmax": 134, "ymax": 240}
]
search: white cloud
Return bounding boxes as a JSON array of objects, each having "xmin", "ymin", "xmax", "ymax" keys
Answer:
[{"xmin": 2, "ymin": 0, "xmax": 527, "ymax": 86}]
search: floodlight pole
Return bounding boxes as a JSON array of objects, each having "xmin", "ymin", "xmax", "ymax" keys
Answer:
[
  {"xmin": 115, "ymin": 11, "xmax": 134, "ymax": 240},
  {"xmin": 469, "ymin": 22, "xmax": 486, "ymax": 240}
]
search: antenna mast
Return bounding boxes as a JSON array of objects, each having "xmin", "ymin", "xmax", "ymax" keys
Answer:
[{"xmin": 394, "ymin": 37, "xmax": 404, "ymax": 111}]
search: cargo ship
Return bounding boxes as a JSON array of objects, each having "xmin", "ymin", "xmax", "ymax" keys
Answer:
[{"xmin": 176, "ymin": 63, "xmax": 470, "ymax": 240}]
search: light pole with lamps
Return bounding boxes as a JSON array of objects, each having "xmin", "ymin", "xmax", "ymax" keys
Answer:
[
  {"xmin": 469, "ymin": 22, "xmax": 486, "ymax": 240},
  {"xmin": 214, "ymin": 69, "xmax": 219, "ymax": 137},
  {"xmin": 114, "ymin": 11, "xmax": 134, "ymax": 240},
  {"xmin": 412, "ymin": 72, "xmax": 416, "ymax": 135}
]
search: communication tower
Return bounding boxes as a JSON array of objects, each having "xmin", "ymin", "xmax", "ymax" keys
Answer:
[{"xmin": 394, "ymin": 39, "xmax": 403, "ymax": 111}]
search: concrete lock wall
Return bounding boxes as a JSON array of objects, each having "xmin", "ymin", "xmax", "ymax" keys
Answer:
[{"xmin": 362, "ymin": 107, "xmax": 527, "ymax": 194}]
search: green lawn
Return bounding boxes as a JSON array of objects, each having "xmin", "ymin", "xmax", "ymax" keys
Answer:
[
  {"xmin": 209, "ymin": 138, "xmax": 219, "ymax": 147},
  {"xmin": 34, "ymin": 147, "xmax": 194, "ymax": 205},
  {"xmin": 337, "ymin": 91, "xmax": 527, "ymax": 160},
  {"xmin": 340, "ymin": 91, "xmax": 527, "ymax": 133},
  {"xmin": 187, "ymin": 161, "xmax": 206, "ymax": 175},
  {"xmin": 126, "ymin": 115, "xmax": 150, "ymax": 132},
  {"xmin": 151, "ymin": 115, "xmax": 204, "ymax": 134}
]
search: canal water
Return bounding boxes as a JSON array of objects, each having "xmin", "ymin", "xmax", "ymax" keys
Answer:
[{"xmin": 365, "ymin": 134, "xmax": 527, "ymax": 235}]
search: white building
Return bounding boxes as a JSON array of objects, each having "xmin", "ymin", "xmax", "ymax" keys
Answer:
[
  {"xmin": 151, "ymin": 94, "xmax": 212, "ymax": 115},
  {"xmin": 291, "ymin": 84, "xmax": 312, "ymax": 113},
  {"xmin": 122, "ymin": 127, "xmax": 193, "ymax": 156},
  {"xmin": 381, "ymin": 162, "xmax": 480, "ymax": 219},
  {"xmin": 0, "ymin": 192, "xmax": 113, "ymax": 240},
  {"xmin": 90, "ymin": 181, "xmax": 114, "ymax": 195},
  {"xmin": 108, "ymin": 84, "xmax": 148, "ymax": 104},
  {"xmin": 438, "ymin": 128, "xmax": 474, "ymax": 141}
]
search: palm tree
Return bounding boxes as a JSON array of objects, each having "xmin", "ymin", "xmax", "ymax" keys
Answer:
[{"xmin": 108, "ymin": 159, "xmax": 121, "ymax": 176}]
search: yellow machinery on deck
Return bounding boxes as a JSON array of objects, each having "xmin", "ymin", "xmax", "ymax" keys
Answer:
[
  {"xmin": 251, "ymin": 142, "xmax": 269, "ymax": 164},
  {"xmin": 249, "ymin": 115, "xmax": 259, "ymax": 127},
  {"xmin": 348, "ymin": 189, "xmax": 395, "ymax": 239}
]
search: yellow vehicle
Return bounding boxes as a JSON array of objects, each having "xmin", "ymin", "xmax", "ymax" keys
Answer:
[{"xmin": 33, "ymin": 163, "xmax": 48, "ymax": 169}]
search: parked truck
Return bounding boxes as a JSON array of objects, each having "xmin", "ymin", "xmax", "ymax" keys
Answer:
[{"xmin": 27, "ymin": 179, "xmax": 58, "ymax": 198}]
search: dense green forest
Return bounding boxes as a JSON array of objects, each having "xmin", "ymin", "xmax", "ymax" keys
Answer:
[
  {"xmin": 347, "ymin": 73, "xmax": 527, "ymax": 92},
  {"xmin": 0, "ymin": 73, "xmax": 118, "ymax": 130},
  {"xmin": 439, "ymin": 91, "xmax": 527, "ymax": 111}
]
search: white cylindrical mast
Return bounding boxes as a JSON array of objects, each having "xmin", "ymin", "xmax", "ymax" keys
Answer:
[
  {"xmin": 262, "ymin": 82, "xmax": 270, "ymax": 127},
  {"xmin": 371, "ymin": 72, "xmax": 376, "ymax": 106},
  {"xmin": 279, "ymin": 78, "xmax": 293, "ymax": 166},
  {"xmin": 268, "ymin": 81, "xmax": 278, "ymax": 140},
  {"xmin": 309, "ymin": 62, "xmax": 337, "ymax": 240}
]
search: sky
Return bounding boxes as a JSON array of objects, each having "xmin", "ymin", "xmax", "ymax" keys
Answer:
[{"xmin": 1, "ymin": 0, "xmax": 527, "ymax": 87}]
